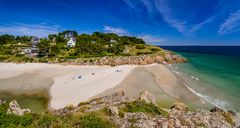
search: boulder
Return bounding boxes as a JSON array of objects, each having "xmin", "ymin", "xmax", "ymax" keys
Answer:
[
  {"xmin": 7, "ymin": 100, "xmax": 31, "ymax": 116},
  {"xmin": 109, "ymin": 106, "xmax": 119, "ymax": 116},
  {"xmin": 139, "ymin": 91, "xmax": 156, "ymax": 104},
  {"xmin": 170, "ymin": 102, "xmax": 189, "ymax": 112}
]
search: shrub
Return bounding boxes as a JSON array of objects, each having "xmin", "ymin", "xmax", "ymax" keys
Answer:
[
  {"xmin": 136, "ymin": 51, "xmax": 153, "ymax": 55},
  {"xmin": 135, "ymin": 44, "xmax": 145, "ymax": 49},
  {"xmin": 20, "ymin": 113, "xmax": 33, "ymax": 126},
  {"xmin": 150, "ymin": 47, "xmax": 161, "ymax": 52},
  {"xmin": 79, "ymin": 113, "xmax": 115, "ymax": 128},
  {"xmin": 66, "ymin": 56, "xmax": 78, "ymax": 59},
  {"xmin": 124, "ymin": 101, "xmax": 162, "ymax": 115},
  {"xmin": 37, "ymin": 114, "xmax": 55, "ymax": 127},
  {"xmin": 0, "ymin": 101, "xmax": 33, "ymax": 127}
]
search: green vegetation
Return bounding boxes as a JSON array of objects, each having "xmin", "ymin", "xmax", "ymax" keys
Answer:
[
  {"xmin": 78, "ymin": 113, "xmax": 115, "ymax": 128},
  {"xmin": 122, "ymin": 100, "xmax": 168, "ymax": 116},
  {"xmin": 135, "ymin": 44, "xmax": 145, "ymax": 49},
  {"xmin": 0, "ymin": 101, "xmax": 115, "ymax": 128},
  {"xmin": 0, "ymin": 31, "xmax": 163, "ymax": 63}
]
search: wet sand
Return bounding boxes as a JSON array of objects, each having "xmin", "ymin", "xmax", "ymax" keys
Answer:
[{"xmin": 93, "ymin": 64, "xmax": 212, "ymax": 109}]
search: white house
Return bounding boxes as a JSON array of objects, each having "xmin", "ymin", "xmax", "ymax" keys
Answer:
[
  {"xmin": 31, "ymin": 37, "xmax": 40, "ymax": 48},
  {"xmin": 110, "ymin": 39, "xmax": 117, "ymax": 43},
  {"xmin": 67, "ymin": 37, "xmax": 76, "ymax": 47},
  {"xmin": 20, "ymin": 48, "xmax": 31, "ymax": 55}
]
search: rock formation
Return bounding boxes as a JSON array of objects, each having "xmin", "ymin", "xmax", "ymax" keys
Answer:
[
  {"xmin": 139, "ymin": 91, "xmax": 156, "ymax": 105},
  {"xmin": 62, "ymin": 53, "xmax": 187, "ymax": 66},
  {"xmin": 7, "ymin": 100, "xmax": 31, "ymax": 116},
  {"xmin": 52, "ymin": 91, "xmax": 240, "ymax": 128},
  {"xmin": 2, "ymin": 91, "xmax": 239, "ymax": 127}
]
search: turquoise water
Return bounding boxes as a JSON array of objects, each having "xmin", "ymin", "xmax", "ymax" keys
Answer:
[{"xmin": 172, "ymin": 52, "xmax": 240, "ymax": 111}]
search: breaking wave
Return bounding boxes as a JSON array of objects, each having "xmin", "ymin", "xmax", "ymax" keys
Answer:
[{"xmin": 184, "ymin": 83, "xmax": 231, "ymax": 110}]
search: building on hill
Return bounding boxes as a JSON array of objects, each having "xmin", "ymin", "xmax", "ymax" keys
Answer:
[
  {"xmin": 64, "ymin": 31, "xmax": 75, "ymax": 39},
  {"xmin": 110, "ymin": 39, "xmax": 117, "ymax": 43},
  {"xmin": 67, "ymin": 37, "xmax": 76, "ymax": 47},
  {"xmin": 20, "ymin": 48, "xmax": 31, "ymax": 55},
  {"xmin": 31, "ymin": 37, "xmax": 40, "ymax": 48},
  {"xmin": 30, "ymin": 37, "xmax": 40, "ymax": 56},
  {"xmin": 64, "ymin": 31, "xmax": 77, "ymax": 47}
]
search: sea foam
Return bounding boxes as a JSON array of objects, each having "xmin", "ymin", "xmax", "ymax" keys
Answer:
[{"xmin": 184, "ymin": 83, "xmax": 231, "ymax": 110}]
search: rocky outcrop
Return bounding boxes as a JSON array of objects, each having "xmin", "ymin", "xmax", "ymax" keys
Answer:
[
  {"xmin": 52, "ymin": 91, "xmax": 240, "ymax": 128},
  {"xmin": 108, "ymin": 106, "xmax": 119, "ymax": 116},
  {"xmin": 170, "ymin": 102, "xmax": 189, "ymax": 112},
  {"xmin": 52, "ymin": 90, "xmax": 136, "ymax": 115},
  {"xmin": 3, "ymin": 91, "xmax": 239, "ymax": 128},
  {"xmin": 164, "ymin": 52, "xmax": 187, "ymax": 63},
  {"xmin": 139, "ymin": 91, "xmax": 156, "ymax": 105},
  {"xmin": 7, "ymin": 100, "xmax": 31, "ymax": 116},
  {"xmin": 63, "ymin": 53, "xmax": 187, "ymax": 66}
]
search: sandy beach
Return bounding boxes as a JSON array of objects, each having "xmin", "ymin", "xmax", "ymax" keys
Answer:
[
  {"xmin": 0, "ymin": 63, "xmax": 211, "ymax": 111},
  {"xmin": 0, "ymin": 63, "xmax": 135, "ymax": 110},
  {"xmin": 93, "ymin": 64, "xmax": 211, "ymax": 109}
]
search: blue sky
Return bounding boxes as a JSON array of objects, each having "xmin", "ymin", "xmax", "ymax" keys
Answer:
[{"xmin": 0, "ymin": 0, "xmax": 240, "ymax": 45}]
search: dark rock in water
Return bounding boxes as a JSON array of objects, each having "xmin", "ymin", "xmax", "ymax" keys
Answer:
[
  {"xmin": 210, "ymin": 106, "xmax": 224, "ymax": 113},
  {"xmin": 228, "ymin": 110, "xmax": 237, "ymax": 116}
]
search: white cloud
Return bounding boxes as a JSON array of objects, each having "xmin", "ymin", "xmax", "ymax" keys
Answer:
[
  {"xmin": 154, "ymin": 0, "xmax": 186, "ymax": 33},
  {"xmin": 140, "ymin": 0, "xmax": 154, "ymax": 13},
  {"xmin": 103, "ymin": 25, "xmax": 128, "ymax": 35},
  {"xmin": 139, "ymin": 34, "xmax": 164, "ymax": 44},
  {"xmin": 218, "ymin": 9, "xmax": 240, "ymax": 35},
  {"xmin": 122, "ymin": 0, "xmax": 135, "ymax": 8},
  {"xmin": 0, "ymin": 23, "xmax": 60, "ymax": 37},
  {"xmin": 189, "ymin": 17, "xmax": 214, "ymax": 33}
]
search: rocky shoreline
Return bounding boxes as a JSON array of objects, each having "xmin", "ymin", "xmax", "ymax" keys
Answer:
[
  {"xmin": 2, "ymin": 50, "xmax": 186, "ymax": 66},
  {"xmin": 59, "ymin": 51, "xmax": 187, "ymax": 66},
  {"xmin": 2, "ymin": 91, "xmax": 239, "ymax": 128}
]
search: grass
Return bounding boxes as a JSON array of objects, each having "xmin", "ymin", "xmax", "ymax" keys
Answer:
[
  {"xmin": 122, "ymin": 100, "xmax": 168, "ymax": 117},
  {"xmin": 78, "ymin": 113, "xmax": 115, "ymax": 128},
  {"xmin": 0, "ymin": 101, "xmax": 115, "ymax": 128}
]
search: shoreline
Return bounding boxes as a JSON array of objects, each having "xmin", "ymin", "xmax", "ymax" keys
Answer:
[
  {"xmin": 0, "ymin": 62, "xmax": 215, "ymax": 112},
  {"xmin": 92, "ymin": 64, "xmax": 212, "ymax": 110}
]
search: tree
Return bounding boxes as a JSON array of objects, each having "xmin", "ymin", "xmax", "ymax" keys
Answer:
[
  {"xmin": 0, "ymin": 34, "xmax": 15, "ymax": 45},
  {"xmin": 60, "ymin": 30, "xmax": 78, "ymax": 37},
  {"xmin": 55, "ymin": 35, "xmax": 66, "ymax": 44},
  {"xmin": 48, "ymin": 34, "xmax": 57, "ymax": 42},
  {"xmin": 15, "ymin": 36, "xmax": 31, "ymax": 44},
  {"xmin": 38, "ymin": 39, "xmax": 50, "ymax": 57}
]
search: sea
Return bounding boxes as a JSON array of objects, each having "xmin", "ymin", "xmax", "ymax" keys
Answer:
[{"xmin": 161, "ymin": 46, "xmax": 240, "ymax": 112}]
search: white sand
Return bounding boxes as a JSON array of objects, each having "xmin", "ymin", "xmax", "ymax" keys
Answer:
[
  {"xmin": 0, "ymin": 63, "xmax": 135, "ymax": 109},
  {"xmin": 50, "ymin": 65, "xmax": 134, "ymax": 109}
]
